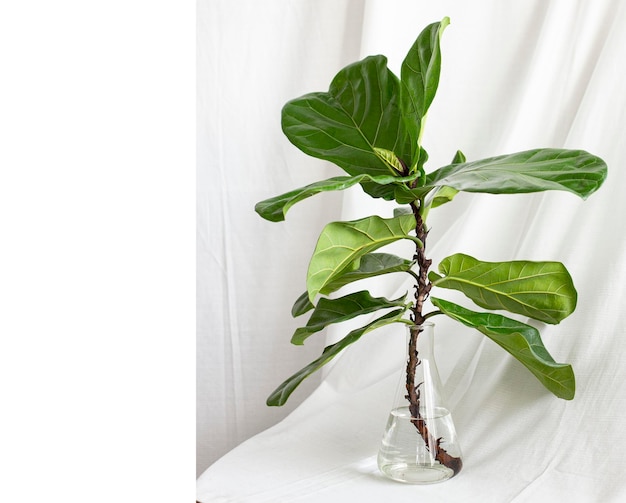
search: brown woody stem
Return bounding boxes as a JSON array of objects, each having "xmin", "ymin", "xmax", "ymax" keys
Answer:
[{"xmin": 405, "ymin": 201, "xmax": 462, "ymax": 475}]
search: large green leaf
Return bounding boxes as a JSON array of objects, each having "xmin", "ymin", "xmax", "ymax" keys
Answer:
[
  {"xmin": 291, "ymin": 291, "xmax": 407, "ymax": 345},
  {"xmin": 255, "ymin": 173, "xmax": 417, "ymax": 222},
  {"xmin": 322, "ymin": 252, "xmax": 414, "ymax": 293},
  {"xmin": 292, "ymin": 252, "xmax": 414, "ymax": 317},
  {"xmin": 429, "ymin": 253, "xmax": 577, "ymax": 324},
  {"xmin": 431, "ymin": 297, "xmax": 575, "ymax": 399},
  {"xmin": 282, "ymin": 55, "xmax": 412, "ymax": 186},
  {"xmin": 307, "ymin": 214, "xmax": 419, "ymax": 302},
  {"xmin": 401, "ymin": 17, "xmax": 449, "ymax": 166},
  {"xmin": 425, "ymin": 149, "xmax": 607, "ymax": 199},
  {"xmin": 267, "ymin": 309, "xmax": 407, "ymax": 406}
]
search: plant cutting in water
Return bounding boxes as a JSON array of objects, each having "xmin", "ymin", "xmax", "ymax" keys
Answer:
[{"xmin": 255, "ymin": 17, "xmax": 607, "ymax": 477}]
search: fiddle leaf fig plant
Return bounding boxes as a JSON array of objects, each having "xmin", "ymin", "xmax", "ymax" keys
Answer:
[{"xmin": 255, "ymin": 17, "xmax": 607, "ymax": 468}]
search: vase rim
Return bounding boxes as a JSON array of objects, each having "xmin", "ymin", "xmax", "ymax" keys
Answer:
[{"xmin": 409, "ymin": 321, "xmax": 434, "ymax": 328}]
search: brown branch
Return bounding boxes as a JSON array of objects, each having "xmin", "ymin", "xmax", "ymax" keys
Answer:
[
  {"xmin": 405, "ymin": 204, "xmax": 462, "ymax": 475},
  {"xmin": 410, "ymin": 206, "xmax": 431, "ymax": 326},
  {"xmin": 405, "ymin": 326, "xmax": 462, "ymax": 475}
]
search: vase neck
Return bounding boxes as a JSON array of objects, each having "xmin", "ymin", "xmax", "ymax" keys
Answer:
[
  {"xmin": 395, "ymin": 322, "xmax": 445, "ymax": 411},
  {"xmin": 407, "ymin": 323, "xmax": 435, "ymax": 359}
]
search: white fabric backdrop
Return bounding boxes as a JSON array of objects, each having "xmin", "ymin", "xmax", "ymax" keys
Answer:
[
  {"xmin": 197, "ymin": 0, "xmax": 367, "ymax": 474},
  {"xmin": 198, "ymin": 0, "xmax": 626, "ymax": 500}
]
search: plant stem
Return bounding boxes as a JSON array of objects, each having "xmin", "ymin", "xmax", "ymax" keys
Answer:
[
  {"xmin": 405, "ymin": 201, "xmax": 462, "ymax": 475},
  {"xmin": 409, "ymin": 202, "xmax": 431, "ymax": 326}
]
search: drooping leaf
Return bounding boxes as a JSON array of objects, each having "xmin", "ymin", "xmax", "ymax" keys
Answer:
[
  {"xmin": 281, "ymin": 55, "xmax": 412, "ymax": 193},
  {"xmin": 431, "ymin": 297, "xmax": 575, "ymax": 399},
  {"xmin": 292, "ymin": 252, "xmax": 414, "ymax": 317},
  {"xmin": 267, "ymin": 308, "xmax": 407, "ymax": 406},
  {"xmin": 429, "ymin": 253, "xmax": 577, "ymax": 324},
  {"xmin": 307, "ymin": 214, "xmax": 419, "ymax": 302},
  {"xmin": 255, "ymin": 172, "xmax": 418, "ymax": 222},
  {"xmin": 291, "ymin": 291, "xmax": 407, "ymax": 345},
  {"xmin": 401, "ymin": 17, "xmax": 450, "ymax": 166},
  {"xmin": 425, "ymin": 149, "xmax": 607, "ymax": 199}
]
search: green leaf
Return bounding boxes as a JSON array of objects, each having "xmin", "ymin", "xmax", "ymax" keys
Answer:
[
  {"xmin": 373, "ymin": 147, "xmax": 405, "ymax": 174},
  {"xmin": 255, "ymin": 172, "xmax": 418, "ymax": 222},
  {"xmin": 322, "ymin": 252, "xmax": 414, "ymax": 294},
  {"xmin": 401, "ymin": 17, "xmax": 449, "ymax": 165},
  {"xmin": 267, "ymin": 309, "xmax": 407, "ymax": 406},
  {"xmin": 393, "ymin": 207, "xmax": 413, "ymax": 217},
  {"xmin": 429, "ymin": 185, "xmax": 459, "ymax": 208},
  {"xmin": 393, "ymin": 185, "xmax": 429, "ymax": 204},
  {"xmin": 450, "ymin": 149, "xmax": 466, "ymax": 164},
  {"xmin": 307, "ymin": 214, "xmax": 419, "ymax": 302},
  {"xmin": 363, "ymin": 147, "xmax": 431, "ymax": 203},
  {"xmin": 423, "ymin": 150, "xmax": 464, "ymax": 211},
  {"xmin": 425, "ymin": 148, "xmax": 608, "ymax": 199},
  {"xmin": 431, "ymin": 297, "xmax": 575, "ymax": 399},
  {"xmin": 291, "ymin": 292, "xmax": 315, "ymax": 317},
  {"xmin": 429, "ymin": 253, "xmax": 577, "ymax": 324},
  {"xmin": 358, "ymin": 182, "xmax": 399, "ymax": 201},
  {"xmin": 292, "ymin": 252, "xmax": 413, "ymax": 317},
  {"xmin": 291, "ymin": 291, "xmax": 407, "ymax": 345},
  {"xmin": 281, "ymin": 55, "xmax": 412, "ymax": 192}
]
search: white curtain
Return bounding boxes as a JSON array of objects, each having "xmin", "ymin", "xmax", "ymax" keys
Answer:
[
  {"xmin": 198, "ymin": 0, "xmax": 626, "ymax": 499},
  {"xmin": 197, "ymin": 0, "xmax": 367, "ymax": 474}
]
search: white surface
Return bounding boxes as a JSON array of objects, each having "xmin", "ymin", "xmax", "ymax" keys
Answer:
[{"xmin": 198, "ymin": 0, "xmax": 626, "ymax": 500}]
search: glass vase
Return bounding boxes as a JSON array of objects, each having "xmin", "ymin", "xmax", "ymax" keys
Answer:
[{"xmin": 377, "ymin": 322, "xmax": 463, "ymax": 484}]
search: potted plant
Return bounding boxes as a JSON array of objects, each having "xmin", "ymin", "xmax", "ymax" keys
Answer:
[{"xmin": 254, "ymin": 17, "xmax": 607, "ymax": 483}]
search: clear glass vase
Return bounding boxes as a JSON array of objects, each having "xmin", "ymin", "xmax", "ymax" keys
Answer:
[{"xmin": 377, "ymin": 322, "xmax": 463, "ymax": 484}]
